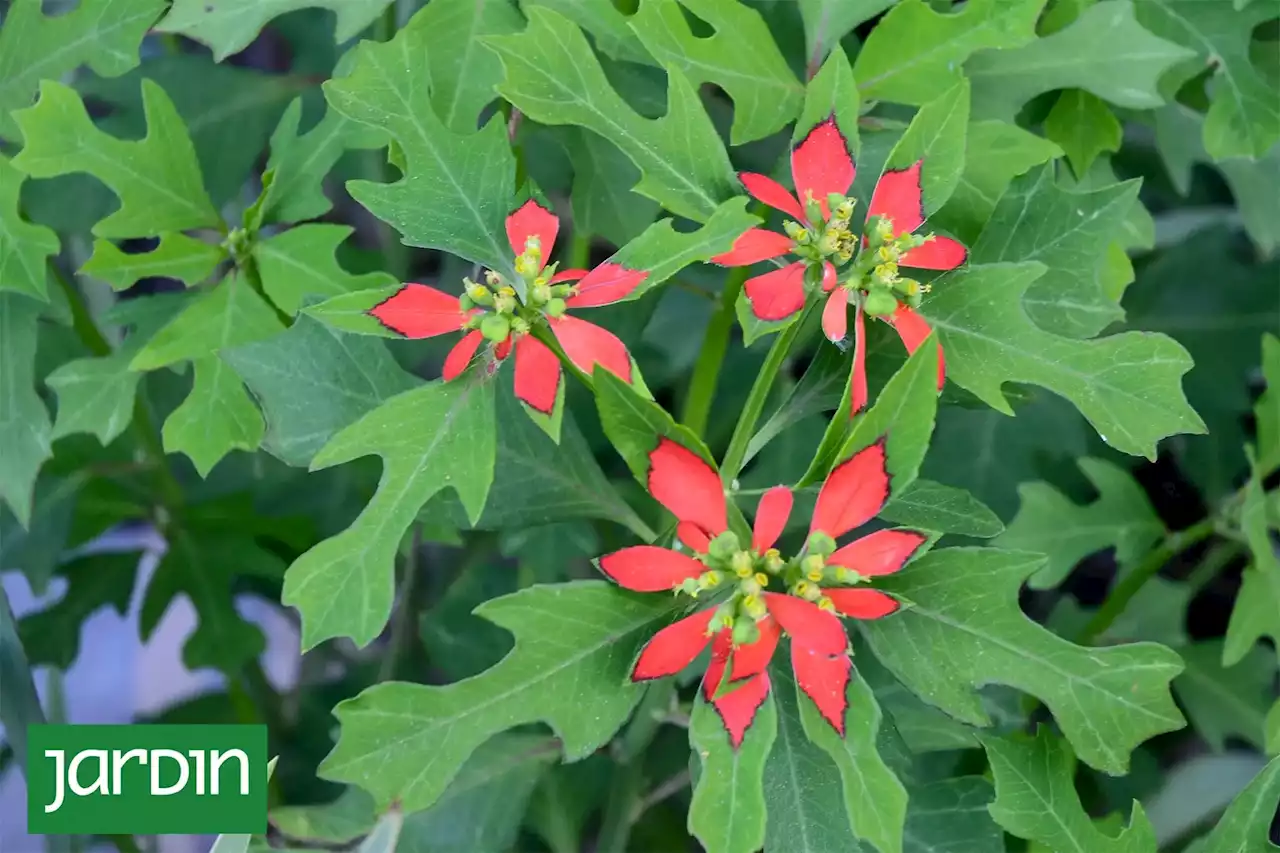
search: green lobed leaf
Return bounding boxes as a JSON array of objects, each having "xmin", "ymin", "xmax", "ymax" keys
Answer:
[
  {"xmin": 0, "ymin": 292, "xmax": 53, "ymax": 526},
  {"xmin": 931, "ymin": 120, "xmax": 1062, "ymax": 244},
  {"xmin": 409, "ymin": 0, "xmax": 525, "ymax": 133},
  {"xmin": 995, "ymin": 457, "xmax": 1165, "ymax": 589},
  {"xmin": 689, "ymin": 688, "xmax": 776, "ymax": 853},
  {"xmin": 853, "ymin": 0, "xmax": 1044, "ymax": 106},
  {"xmin": 80, "ymin": 233, "xmax": 225, "ymax": 291},
  {"xmin": 791, "ymin": 662, "xmax": 907, "ymax": 853},
  {"xmin": 971, "ymin": 165, "xmax": 1140, "ymax": 339},
  {"xmin": 257, "ymin": 95, "xmax": 385, "ymax": 227},
  {"xmin": 0, "ymin": 0, "xmax": 165, "ymax": 139},
  {"xmin": 157, "ymin": 0, "xmax": 392, "ymax": 61},
  {"xmin": 283, "ymin": 376, "xmax": 496, "ymax": 648},
  {"xmin": 0, "ymin": 578, "xmax": 44, "ymax": 773},
  {"xmin": 130, "ymin": 273, "xmax": 285, "ymax": 371},
  {"xmin": 140, "ymin": 529, "xmax": 286, "ymax": 673},
  {"xmin": 966, "ymin": 0, "xmax": 1195, "ymax": 118},
  {"xmin": 1223, "ymin": 470, "xmax": 1280, "ymax": 667},
  {"xmin": 881, "ymin": 81, "xmax": 970, "ymax": 219},
  {"xmin": 879, "ymin": 479, "xmax": 1005, "ymax": 538},
  {"xmin": 629, "ymin": 0, "xmax": 803, "ymax": 145},
  {"xmin": 983, "ymin": 729, "xmax": 1157, "ymax": 851},
  {"xmin": 223, "ymin": 313, "xmax": 418, "ymax": 468},
  {"xmin": 0, "ymin": 155, "xmax": 59, "ymax": 301},
  {"xmin": 524, "ymin": 0, "xmax": 651, "ymax": 63},
  {"xmin": 162, "ymin": 356, "xmax": 266, "ymax": 477},
  {"xmin": 253, "ymin": 224, "xmax": 396, "ymax": 316},
  {"xmin": 860, "ymin": 548, "xmax": 1186, "ymax": 774},
  {"xmin": 921, "ymin": 262, "xmax": 1204, "ymax": 460},
  {"xmin": 1188, "ymin": 755, "xmax": 1280, "ymax": 853},
  {"xmin": 1174, "ymin": 640, "xmax": 1272, "ymax": 753},
  {"xmin": 1044, "ymin": 89, "xmax": 1122, "ymax": 179},
  {"xmin": 487, "ymin": 6, "xmax": 737, "ymax": 222},
  {"xmin": 319, "ymin": 581, "xmax": 675, "ymax": 810},
  {"xmin": 322, "ymin": 26, "xmax": 518, "ymax": 285},
  {"xmin": 79, "ymin": 54, "xmax": 304, "ymax": 206},
  {"xmin": 565, "ymin": 128, "xmax": 660, "ymax": 247},
  {"xmin": 19, "ymin": 552, "xmax": 140, "ymax": 670},
  {"xmin": 470, "ymin": 382, "xmax": 651, "ymax": 534},
  {"xmin": 46, "ymin": 351, "xmax": 141, "ymax": 447},
  {"xmin": 1135, "ymin": 0, "xmax": 1280, "ymax": 161},
  {"xmin": 11, "ymin": 80, "xmax": 220, "ymax": 238}
]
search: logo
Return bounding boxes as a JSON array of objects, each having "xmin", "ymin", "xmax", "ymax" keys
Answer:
[{"xmin": 27, "ymin": 725, "xmax": 268, "ymax": 835}]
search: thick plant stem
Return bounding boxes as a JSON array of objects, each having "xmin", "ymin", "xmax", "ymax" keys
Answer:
[
  {"xmin": 681, "ymin": 267, "xmax": 748, "ymax": 435},
  {"xmin": 597, "ymin": 681, "xmax": 675, "ymax": 853},
  {"xmin": 1075, "ymin": 516, "xmax": 1217, "ymax": 646},
  {"xmin": 719, "ymin": 310, "xmax": 810, "ymax": 484}
]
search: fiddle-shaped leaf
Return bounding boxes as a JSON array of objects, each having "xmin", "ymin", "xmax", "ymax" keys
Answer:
[
  {"xmin": 0, "ymin": 156, "xmax": 59, "ymax": 301},
  {"xmin": 689, "ymin": 686, "xmax": 776, "ymax": 853},
  {"xmin": 130, "ymin": 273, "xmax": 284, "ymax": 371},
  {"xmin": 0, "ymin": 293, "xmax": 52, "ymax": 526},
  {"xmin": 157, "ymin": 0, "xmax": 392, "ymax": 61},
  {"xmin": 12, "ymin": 80, "xmax": 220, "ymax": 237},
  {"xmin": 80, "ymin": 233, "xmax": 224, "ymax": 291},
  {"xmin": 861, "ymin": 548, "xmax": 1186, "ymax": 774},
  {"xmin": 253, "ymin": 224, "xmax": 396, "ymax": 316},
  {"xmin": 283, "ymin": 375, "xmax": 496, "ymax": 648},
  {"xmin": 162, "ymin": 356, "xmax": 266, "ymax": 477}
]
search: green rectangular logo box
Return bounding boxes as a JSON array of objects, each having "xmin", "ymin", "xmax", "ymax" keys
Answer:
[{"xmin": 27, "ymin": 724, "xmax": 268, "ymax": 835}]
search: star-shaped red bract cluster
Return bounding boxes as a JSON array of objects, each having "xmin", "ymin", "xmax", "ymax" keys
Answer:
[
  {"xmin": 598, "ymin": 438, "xmax": 926, "ymax": 746},
  {"xmin": 713, "ymin": 115, "xmax": 966, "ymax": 415},
  {"xmin": 365, "ymin": 200, "xmax": 648, "ymax": 417}
]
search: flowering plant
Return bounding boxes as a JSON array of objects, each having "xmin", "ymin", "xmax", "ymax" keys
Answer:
[{"xmin": 2, "ymin": 0, "xmax": 1278, "ymax": 851}]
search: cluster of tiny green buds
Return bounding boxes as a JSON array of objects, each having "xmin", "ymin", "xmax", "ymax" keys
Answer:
[
  {"xmin": 787, "ymin": 192, "xmax": 860, "ymax": 269},
  {"xmin": 513, "ymin": 235, "xmax": 543, "ymax": 278},
  {"xmin": 848, "ymin": 215, "xmax": 936, "ymax": 315}
]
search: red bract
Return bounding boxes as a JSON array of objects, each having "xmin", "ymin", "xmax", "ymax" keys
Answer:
[
  {"xmin": 367, "ymin": 200, "xmax": 648, "ymax": 420},
  {"xmin": 597, "ymin": 438, "xmax": 923, "ymax": 746},
  {"xmin": 712, "ymin": 114, "xmax": 964, "ymax": 415}
]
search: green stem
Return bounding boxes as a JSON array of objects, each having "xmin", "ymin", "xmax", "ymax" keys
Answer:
[
  {"xmin": 568, "ymin": 229, "xmax": 591, "ymax": 270},
  {"xmin": 680, "ymin": 267, "xmax": 748, "ymax": 435},
  {"xmin": 718, "ymin": 308, "xmax": 811, "ymax": 485},
  {"xmin": 375, "ymin": 1, "xmax": 398, "ymax": 40},
  {"xmin": 378, "ymin": 527, "xmax": 422, "ymax": 682},
  {"xmin": 596, "ymin": 675, "xmax": 677, "ymax": 851},
  {"xmin": 1075, "ymin": 517, "xmax": 1217, "ymax": 646},
  {"xmin": 1184, "ymin": 540, "xmax": 1244, "ymax": 594}
]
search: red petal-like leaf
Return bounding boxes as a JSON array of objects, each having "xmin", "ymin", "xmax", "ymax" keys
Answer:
[
  {"xmin": 513, "ymin": 334, "xmax": 561, "ymax": 414},
  {"xmin": 867, "ymin": 160, "xmax": 925, "ymax": 237},
  {"xmin": 744, "ymin": 262, "xmax": 807, "ymax": 321},
  {"xmin": 825, "ymin": 587, "xmax": 900, "ymax": 620},
  {"xmin": 632, "ymin": 609, "xmax": 715, "ymax": 681},
  {"xmin": 901, "ymin": 235, "xmax": 966, "ymax": 270},
  {"xmin": 370, "ymin": 284, "xmax": 467, "ymax": 338},
  {"xmin": 710, "ymin": 228, "xmax": 793, "ymax": 267},
  {"xmin": 598, "ymin": 545, "xmax": 704, "ymax": 592},
  {"xmin": 677, "ymin": 522, "xmax": 711, "ymax": 554},
  {"xmin": 648, "ymin": 439, "xmax": 727, "ymax": 536},
  {"xmin": 493, "ymin": 336, "xmax": 513, "ymax": 362},
  {"xmin": 550, "ymin": 268, "xmax": 588, "ymax": 284},
  {"xmin": 752, "ymin": 486, "xmax": 793, "ymax": 552},
  {"xmin": 791, "ymin": 646, "xmax": 851, "ymax": 734},
  {"xmin": 704, "ymin": 635, "xmax": 773, "ymax": 749},
  {"xmin": 565, "ymin": 262, "xmax": 648, "ymax": 308},
  {"xmin": 811, "ymin": 442, "xmax": 889, "ymax": 538},
  {"xmin": 549, "ymin": 314, "xmax": 632, "ymax": 383},
  {"xmin": 506, "ymin": 198, "xmax": 559, "ymax": 267},
  {"xmin": 829, "ymin": 529, "xmax": 926, "ymax": 576},
  {"xmin": 442, "ymin": 330, "xmax": 483, "ymax": 380},
  {"xmin": 821, "ymin": 260, "xmax": 837, "ymax": 292},
  {"xmin": 889, "ymin": 304, "xmax": 944, "ymax": 390},
  {"xmin": 821, "ymin": 287, "xmax": 848, "ymax": 343},
  {"xmin": 791, "ymin": 116, "xmax": 856, "ymax": 219},
  {"xmin": 739, "ymin": 171, "xmax": 805, "ymax": 221},
  {"xmin": 850, "ymin": 302, "xmax": 867, "ymax": 415},
  {"xmin": 763, "ymin": 593, "xmax": 847, "ymax": 654},
  {"xmin": 729, "ymin": 616, "xmax": 781, "ymax": 683}
]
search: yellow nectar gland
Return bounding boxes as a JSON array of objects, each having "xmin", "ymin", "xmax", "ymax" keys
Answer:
[{"xmin": 731, "ymin": 551, "xmax": 755, "ymax": 578}]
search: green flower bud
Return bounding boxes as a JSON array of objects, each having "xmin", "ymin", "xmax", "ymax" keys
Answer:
[
  {"xmin": 864, "ymin": 288, "xmax": 898, "ymax": 318},
  {"xmin": 545, "ymin": 297, "xmax": 567, "ymax": 318},
  {"xmin": 731, "ymin": 551, "xmax": 755, "ymax": 578},
  {"xmin": 804, "ymin": 193, "xmax": 823, "ymax": 227},
  {"xmin": 708, "ymin": 531, "xmax": 740, "ymax": 561},
  {"xmin": 677, "ymin": 578, "xmax": 701, "ymax": 597},
  {"xmin": 530, "ymin": 282, "xmax": 551, "ymax": 305},
  {"xmin": 458, "ymin": 293, "xmax": 475, "ymax": 311},
  {"xmin": 739, "ymin": 576, "xmax": 762, "ymax": 596},
  {"xmin": 807, "ymin": 531, "xmax": 836, "ymax": 557},
  {"xmin": 467, "ymin": 282, "xmax": 493, "ymax": 306},
  {"xmin": 484, "ymin": 269, "xmax": 502, "ymax": 287},
  {"xmin": 550, "ymin": 283, "xmax": 575, "ymax": 298},
  {"xmin": 827, "ymin": 193, "xmax": 847, "ymax": 218},
  {"xmin": 732, "ymin": 618, "xmax": 760, "ymax": 647},
  {"xmin": 495, "ymin": 293, "xmax": 517, "ymax": 315},
  {"xmin": 510, "ymin": 316, "xmax": 530, "ymax": 336},
  {"xmin": 708, "ymin": 604, "xmax": 735, "ymax": 633},
  {"xmin": 782, "ymin": 220, "xmax": 807, "ymax": 241},
  {"xmin": 480, "ymin": 314, "xmax": 511, "ymax": 342},
  {"xmin": 801, "ymin": 554, "xmax": 825, "ymax": 577}
]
